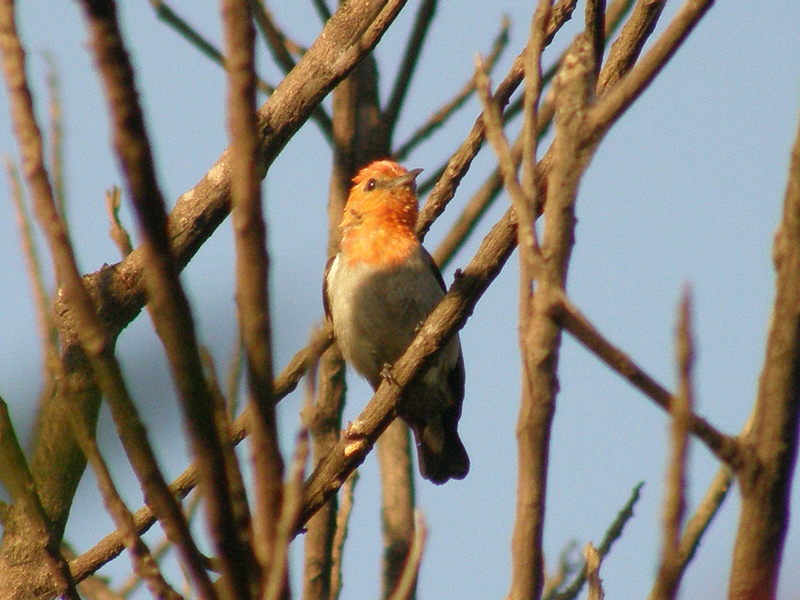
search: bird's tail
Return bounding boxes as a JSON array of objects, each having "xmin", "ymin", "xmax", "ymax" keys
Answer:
[{"xmin": 411, "ymin": 418, "xmax": 469, "ymax": 485}]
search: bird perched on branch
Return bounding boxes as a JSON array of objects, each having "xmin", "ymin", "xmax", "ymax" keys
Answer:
[{"xmin": 323, "ymin": 159, "xmax": 469, "ymax": 484}]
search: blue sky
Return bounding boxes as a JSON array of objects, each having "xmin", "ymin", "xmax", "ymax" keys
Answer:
[{"xmin": 1, "ymin": 1, "xmax": 799, "ymax": 599}]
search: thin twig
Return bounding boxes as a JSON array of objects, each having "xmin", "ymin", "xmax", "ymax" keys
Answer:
[
  {"xmin": 502, "ymin": 0, "xmax": 632, "ymax": 133},
  {"xmin": 584, "ymin": 543, "xmax": 604, "ymax": 600},
  {"xmin": 386, "ymin": 512, "xmax": 428, "ymax": 600},
  {"xmin": 589, "ymin": 0, "xmax": 714, "ymax": 134},
  {"xmin": 44, "ymin": 54, "xmax": 66, "ymax": 218},
  {"xmin": 149, "ymin": 0, "xmax": 334, "ymax": 136},
  {"xmin": 585, "ymin": 0, "xmax": 606, "ymax": 77},
  {"xmin": 117, "ymin": 490, "xmax": 202, "ymax": 597},
  {"xmin": 68, "ymin": 406, "xmax": 183, "ymax": 600},
  {"xmin": 302, "ymin": 342, "xmax": 345, "ymax": 600},
  {"xmin": 597, "ymin": 0, "xmax": 665, "ymax": 91},
  {"xmin": 69, "ymin": 325, "xmax": 333, "ymax": 582},
  {"xmin": 263, "ymin": 369, "xmax": 315, "ymax": 600},
  {"xmin": 393, "ymin": 15, "xmax": 510, "ymax": 161},
  {"xmin": 105, "ymin": 186, "xmax": 133, "ymax": 257},
  {"xmin": 474, "ymin": 58, "xmax": 543, "ymax": 279},
  {"xmin": 677, "ymin": 465, "xmax": 731, "ymax": 568},
  {"xmin": 551, "ymin": 482, "xmax": 643, "ymax": 600},
  {"xmin": 204, "ymin": 346, "xmax": 258, "ymax": 597},
  {"xmin": 542, "ymin": 542, "xmax": 580, "ymax": 599},
  {"xmin": 248, "ymin": 0, "xmax": 299, "ymax": 72},
  {"xmin": 383, "ymin": 0, "xmax": 436, "ymax": 129},
  {"xmin": 416, "ymin": 0, "xmax": 578, "ymax": 240},
  {"xmin": 650, "ymin": 290, "xmax": 694, "ymax": 600},
  {"xmin": 329, "ymin": 472, "xmax": 358, "ymax": 600},
  {"xmin": 5, "ymin": 156, "xmax": 59, "ymax": 380}
]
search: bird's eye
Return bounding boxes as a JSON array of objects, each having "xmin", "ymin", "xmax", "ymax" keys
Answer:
[{"xmin": 364, "ymin": 178, "xmax": 377, "ymax": 191}]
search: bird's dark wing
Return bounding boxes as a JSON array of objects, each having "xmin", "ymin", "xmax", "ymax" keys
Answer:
[
  {"xmin": 322, "ymin": 255, "xmax": 336, "ymax": 321},
  {"xmin": 420, "ymin": 245, "xmax": 447, "ymax": 292}
]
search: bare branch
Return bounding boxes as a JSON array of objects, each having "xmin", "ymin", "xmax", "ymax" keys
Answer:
[
  {"xmin": 507, "ymin": 34, "xmax": 595, "ymax": 600},
  {"xmin": 223, "ymin": 0, "xmax": 283, "ymax": 590},
  {"xmin": 728, "ymin": 106, "xmax": 800, "ymax": 600},
  {"xmin": 302, "ymin": 343, "xmax": 345, "ymax": 600},
  {"xmin": 378, "ymin": 422, "xmax": 416, "ymax": 599},
  {"xmin": 584, "ymin": 543, "xmax": 604, "ymax": 600},
  {"xmin": 79, "ymin": 1, "xmax": 261, "ymax": 597},
  {"xmin": 584, "ymin": 0, "xmax": 606, "ymax": 77},
  {"xmin": 248, "ymin": 0, "xmax": 299, "ymax": 73},
  {"xmin": 551, "ymin": 293, "xmax": 741, "ymax": 466},
  {"xmin": 1, "ymin": 4, "xmax": 212, "ymax": 597},
  {"xmin": 29, "ymin": 6, "xmax": 402, "ymax": 596},
  {"xmin": 149, "ymin": 0, "xmax": 333, "ymax": 137},
  {"xmin": 677, "ymin": 466, "xmax": 731, "ymax": 568},
  {"xmin": 44, "ymin": 55, "xmax": 66, "ymax": 218},
  {"xmin": 598, "ymin": 0, "xmax": 665, "ymax": 91},
  {"xmin": 264, "ymin": 418, "xmax": 312, "ymax": 600},
  {"xmin": 69, "ymin": 325, "xmax": 333, "ymax": 583},
  {"xmin": 474, "ymin": 57, "xmax": 543, "ymax": 279}
]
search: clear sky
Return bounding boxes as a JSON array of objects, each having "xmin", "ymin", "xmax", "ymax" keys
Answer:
[{"xmin": 1, "ymin": 1, "xmax": 799, "ymax": 599}]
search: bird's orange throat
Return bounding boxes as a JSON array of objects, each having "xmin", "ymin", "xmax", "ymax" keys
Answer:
[
  {"xmin": 340, "ymin": 221, "xmax": 418, "ymax": 268},
  {"xmin": 339, "ymin": 186, "xmax": 420, "ymax": 268}
]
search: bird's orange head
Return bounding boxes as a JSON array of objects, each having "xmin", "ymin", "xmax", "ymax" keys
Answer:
[{"xmin": 339, "ymin": 160, "xmax": 423, "ymax": 268}]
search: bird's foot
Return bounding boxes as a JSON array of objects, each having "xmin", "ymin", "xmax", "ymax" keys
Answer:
[{"xmin": 380, "ymin": 363, "xmax": 398, "ymax": 386}]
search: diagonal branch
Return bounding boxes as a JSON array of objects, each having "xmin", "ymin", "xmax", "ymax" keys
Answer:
[
  {"xmin": 383, "ymin": 0, "xmax": 436, "ymax": 130},
  {"xmin": 393, "ymin": 14, "xmax": 509, "ymax": 161},
  {"xmin": 550, "ymin": 292, "xmax": 741, "ymax": 466},
  {"xmin": 68, "ymin": 324, "xmax": 333, "ymax": 583},
  {"xmin": 149, "ymin": 0, "xmax": 333, "ymax": 137},
  {"xmin": 588, "ymin": 0, "xmax": 714, "ymax": 135},
  {"xmin": 301, "ymin": 202, "xmax": 519, "ymax": 527}
]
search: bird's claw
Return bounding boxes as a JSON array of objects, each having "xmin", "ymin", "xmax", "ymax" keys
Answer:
[{"xmin": 381, "ymin": 363, "xmax": 398, "ymax": 385}]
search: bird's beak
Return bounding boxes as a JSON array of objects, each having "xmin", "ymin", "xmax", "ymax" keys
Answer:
[{"xmin": 390, "ymin": 168, "xmax": 423, "ymax": 189}]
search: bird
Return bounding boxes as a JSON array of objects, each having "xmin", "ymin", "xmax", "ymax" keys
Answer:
[{"xmin": 323, "ymin": 159, "xmax": 469, "ymax": 484}]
